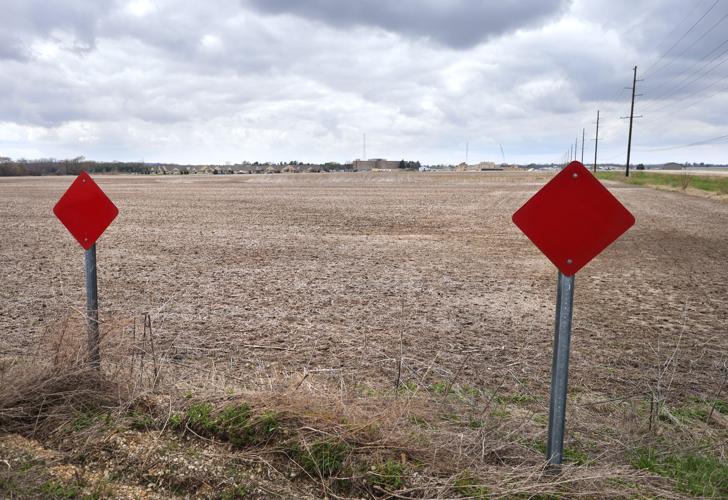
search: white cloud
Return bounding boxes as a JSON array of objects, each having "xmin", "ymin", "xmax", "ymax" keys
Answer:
[{"xmin": 0, "ymin": 0, "xmax": 726, "ymax": 164}]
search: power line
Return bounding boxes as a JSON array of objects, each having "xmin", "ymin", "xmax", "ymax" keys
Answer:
[
  {"xmin": 642, "ymin": 0, "xmax": 720, "ymax": 79},
  {"xmin": 644, "ymin": 11, "xmax": 728, "ymax": 86},
  {"xmin": 635, "ymin": 133, "xmax": 728, "ymax": 152},
  {"xmin": 645, "ymin": 54, "xmax": 728, "ymax": 115},
  {"xmin": 630, "ymin": 74, "xmax": 728, "ymax": 147},
  {"xmin": 670, "ymin": 72, "xmax": 728, "ymax": 112},
  {"xmin": 642, "ymin": 35, "xmax": 728, "ymax": 108}
]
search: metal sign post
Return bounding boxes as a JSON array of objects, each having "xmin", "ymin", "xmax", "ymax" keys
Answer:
[
  {"xmin": 512, "ymin": 161, "xmax": 635, "ymax": 467},
  {"xmin": 546, "ymin": 271, "xmax": 575, "ymax": 465},
  {"xmin": 54, "ymin": 172, "xmax": 118, "ymax": 369},
  {"xmin": 84, "ymin": 243, "xmax": 101, "ymax": 367}
]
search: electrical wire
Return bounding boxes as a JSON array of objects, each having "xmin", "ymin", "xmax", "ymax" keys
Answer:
[
  {"xmin": 642, "ymin": 0, "xmax": 720, "ymax": 79},
  {"xmin": 635, "ymin": 133, "xmax": 728, "ymax": 152},
  {"xmin": 644, "ymin": 55, "xmax": 728, "ymax": 115},
  {"xmin": 641, "ymin": 35, "xmax": 728, "ymax": 106}
]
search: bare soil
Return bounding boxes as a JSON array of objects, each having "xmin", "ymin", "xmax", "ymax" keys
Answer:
[{"xmin": 1, "ymin": 171, "xmax": 727, "ymax": 399}]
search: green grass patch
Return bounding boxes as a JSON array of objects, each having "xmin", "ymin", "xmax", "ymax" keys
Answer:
[
  {"xmin": 396, "ymin": 381, "xmax": 419, "ymax": 394},
  {"xmin": 71, "ymin": 408, "xmax": 104, "ymax": 432},
  {"xmin": 220, "ymin": 484, "xmax": 250, "ymax": 499},
  {"xmin": 181, "ymin": 402, "xmax": 279, "ymax": 446},
  {"xmin": 430, "ymin": 381, "xmax": 481, "ymax": 400},
  {"xmin": 710, "ymin": 399, "xmax": 728, "ymax": 415},
  {"xmin": 129, "ymin": 411, "xmax": 156, "ymax": 431},
  {"xmin": 454, "ymin": 470, "xmax": 489, "ymax": 498},
  {"xmin": 290, "ymin": 440, "xmax": 350, "ymax": 477},
  {"xmin": 186, "ymin": 402, "xmax": 219, "ymax": 434},
  {"xmin": 367, "ymin": 459, "xmax": 404, "ymax": 491},
  {"xmin": 40, "ymin": 480, "xmax": 82, "ymax": 498},
  {"xmin": 490, "ymin": 407, "xmax": 511, "ymax": 419},
  {"xmin": 596, "ymin": 171, "xmax": 728, "ymax": 194},
  {"xmin": 169, "ymin": 413, "xmax": 183, "ymax": 429},
  {"xmin": 671, "ymin": 405, "xmax": 709, "ymax": 423},
  {"xmin": 632, "ymin": 448, "xmax": 728, "ymax": 496},
  {"xmin": 528, "ymin": 440, "xmax": 588, "ymax": 465}
]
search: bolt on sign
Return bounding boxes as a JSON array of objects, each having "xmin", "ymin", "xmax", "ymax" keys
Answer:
[
  {"xmin": 512, "ymin": 161, "xmax": 635, "ymax": 466},
  {"xmin": 53, "ymin": 171, "xmax": 118, "ymax": 368}
]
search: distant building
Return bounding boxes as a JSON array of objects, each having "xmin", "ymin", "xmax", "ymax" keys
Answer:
[
  {"xmin": 352, "ymin": 159, "xmax": 401, "ymax": 171},
  {"xmin": 661, "ymin": 162, "xmax": 684, "ymax": 170},
  {"xmin": 455, "ymin": 161, "xmax": 499, "ymax": 172}
]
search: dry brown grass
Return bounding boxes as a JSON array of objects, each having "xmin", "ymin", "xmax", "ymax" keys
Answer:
[{"xmin": 0, "ymin": 315, "xmax": 683, "ymax": 497}]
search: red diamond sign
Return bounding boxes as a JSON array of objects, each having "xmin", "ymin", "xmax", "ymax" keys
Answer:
[
  {"xmin": 512, "ymin": 161, "xmax": 635, "ymax": 276},
  {"xmin": 53, "ymin": 172, "xmax": 118, "ymax": 250}
]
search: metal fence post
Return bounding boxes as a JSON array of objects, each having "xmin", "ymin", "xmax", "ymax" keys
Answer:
[
  {"xmin": 84, "ymin": 243, "xmax": 101, "ymax": 368},
  {"xmin": 546, "ymin": 271, "xmax": 575, "ymax": 465}
]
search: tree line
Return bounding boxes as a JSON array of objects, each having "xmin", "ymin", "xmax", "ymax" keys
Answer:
[{"xmin": 0, "ymin": 158, "xmax": 151, "ymax": 176}]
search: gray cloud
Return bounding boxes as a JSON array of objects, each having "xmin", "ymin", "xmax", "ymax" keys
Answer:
[
  {"xmin": 0, "ymin": 0, "xmax": 726, "ymax": 165},
  {"xmin": 243, "ymin": 0, "xmax": 570, "ymax": 48},
  {"xmin": 0, "ymin": 0, "xmax": 112, "ymax": 58}
]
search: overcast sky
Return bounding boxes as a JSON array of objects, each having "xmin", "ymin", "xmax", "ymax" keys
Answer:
[{"xmin": 1, "ymin": 0, "xmax": 726, "ymax": 165}]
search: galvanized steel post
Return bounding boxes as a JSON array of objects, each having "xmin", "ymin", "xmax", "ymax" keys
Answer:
[
  {"xmin": 546, "ymin": 271, "xmax": 575, "ymax": 466},
  {"xmin": 84, "ymin": 243, "xmax": 101, "ymax": 368}
]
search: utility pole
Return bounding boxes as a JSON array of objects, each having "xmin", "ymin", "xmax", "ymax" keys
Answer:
[
  {"xmin": 621, "ymin": 66, "xmax": 642, "ymax": 177},
  {"xmin": 581, "ymin": 128, "xmax": 585, "ymax": 163},
  {"xmin": 363, "ymin": 133, "xmax": 367, "ymax": 160},
  {"xmin": 575, "ymin": 137, "xmax": 578, "ymax": 162},
  {"xmin": 593, "ymin": 110, "xmax": 600, "ymax": 173},
  {"xmin": 569, "ymin": 144, "xmax": 573, "ymax": 162}
]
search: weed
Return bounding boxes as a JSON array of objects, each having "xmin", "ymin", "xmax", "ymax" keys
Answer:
[
  {"xmin": 528, "ymin": 440, "xmax": 587, "ymax": 465},
  {"xmin": 467, "ymin": 418, "xmax": 484, "ymax": 429},
  {"xmin": 257, "ymin": 411, "xmax": 279, "ymax": 437},
  {"xmin": 186, "ymin": 402, "xmax": 218, "ymax": 434},
  {"xmin": 71, "ymin": 409, "xmax": 102, "ymax": 431},
  {"xmin": 563, "ymin": 447, "xmax": 589, "ymax": 465},
  {"xmin": 454, "ymin": 470, "xmax": 489, "ymax": 498},
  {"xmin": 397, "ymin": 381, "xmax": 418, "ymax": 394},
  {"xmin": 217, "ymin": 403, "xmax": 252, "ymax": 445},
  {"xmin": 491, "ymin": 407, "xmax": 510, "ymax": 419},
  {"xmin": 710, "ymin": 399, "xmax": 728, "ymax": 415},
  {"xmin": 431, "ymin": 381, "xmax": 449, "ymax": 395},
  {"xmin": 367, "ymin": 459, "xmax": 404, "ymax": 491},
  {"xmin": 530, "ymin": 439, "xmax": 547, "ymax": 454},
  {"xmin": 533, "ymin": 414, "xmax": 548, "ymax": 425},
  {"xmin": 40, "ymin": 480, "xmax": 82, "ymax": 498},
  {"xmin": 456, "ymin": 384, "xmax": 481, "ymax": 399},
  {"xmin": 431, "ymin": 381, "xmax": 481, "ymax": 400},
  {"xmin": 169, "ymin": 413, "xmax": 183, "ymax": 429},
  {"xmin": 220, "ymin": 484, "xmax": 250, "ymax": 499},
  {"xmin": 217, "ymin": 404, "xmax": 279, "ymax": 446},
  {"xmin": 130, "ymin": 411, "xmax": 155, "ymax": 431},
  {"xmin": 290, "ymin": 440, "xmax": 349, "ymax": 477},
  {"xmin": 671, "ymin": 405, "xmax": 708, "ymax": 423},
  {"xmin": 632, "ymin": 448, "xmax": 728, "ymax": 496}
]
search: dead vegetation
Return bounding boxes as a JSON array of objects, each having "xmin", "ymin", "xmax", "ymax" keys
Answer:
[
  {"xmin": 2, "ymin": 325, "xmax": 723, "ymax": 498},
  {"xmin": 1, "ymin": 172, "xmax": 728, "ymax": 497}
]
